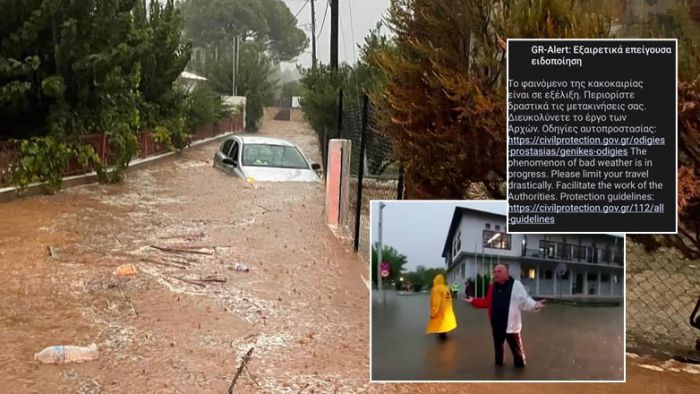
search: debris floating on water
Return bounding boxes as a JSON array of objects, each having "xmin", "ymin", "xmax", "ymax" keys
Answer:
[
  {"xmin": 113, "ymin": 263, "xmax": 137, "ymax": 277},
  {"xmin": 232, "ymin": 263, "xmax": 250, "ymax": 272}
]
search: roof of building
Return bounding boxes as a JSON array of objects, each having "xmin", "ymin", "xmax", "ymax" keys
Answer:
[{"xmin": 441, "ymin": 207, "xmax": 505, "ymax": 258}]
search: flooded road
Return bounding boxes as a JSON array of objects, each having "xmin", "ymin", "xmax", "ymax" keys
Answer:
[
  {"xmin": 1, "ymin": 117, "xmax": 700, "ymax": 393},
  {"xmin": 0, "ymin": 119, "xmax": 370, "ymax": 393},
  {"xmin": 372, "ymin": 291, "xmax": 624, "ymax": 381}
]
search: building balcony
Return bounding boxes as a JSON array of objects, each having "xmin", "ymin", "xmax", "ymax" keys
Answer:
[{"xmin": 522, "ymin": 247, "xmax": 623, "ymax": 267}]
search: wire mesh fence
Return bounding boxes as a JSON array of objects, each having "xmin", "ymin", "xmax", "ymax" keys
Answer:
[
  {"xmin": 626, "ymin": 240, "xmax": 700, "ymax": 359},
  {"xmin": 337, "ymin": 91, "xmax": 404, "ymax": 258}
]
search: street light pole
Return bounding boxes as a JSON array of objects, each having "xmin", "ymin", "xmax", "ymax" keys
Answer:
[
  {"xmin": 310, "ymin": 0, "xmax": 317, "ymax": 70},
  {"xmin": 377, "ymin": 202, "xmax": 386, "ymax": 305},
  {"xmin": 232, "ymin": 35, "xmax": 240, "ymax": 96}
]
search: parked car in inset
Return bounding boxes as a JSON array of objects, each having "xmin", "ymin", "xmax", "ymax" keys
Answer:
[{"xmin": 213, "ymin": 136, "xmax": 321, "ymax": 182}]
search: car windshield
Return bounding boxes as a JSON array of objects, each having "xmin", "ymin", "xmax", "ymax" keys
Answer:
[{"xmin": 242, "ymin": 143, "xmax": 309, "ymax": 169}]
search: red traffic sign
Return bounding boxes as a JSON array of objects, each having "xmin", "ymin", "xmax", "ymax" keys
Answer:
[{"xmin": 380, "ymin": 262, "xmax": 390, "ymax": 278}]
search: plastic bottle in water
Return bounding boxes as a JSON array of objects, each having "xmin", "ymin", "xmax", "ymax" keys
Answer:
[
  {"xmin": 34, "ymin": 343, "xmax": 99, "ymax": 364},
  {"xmin": 233, "ymin": 263, "xmax": 250, "ymax": 272}
]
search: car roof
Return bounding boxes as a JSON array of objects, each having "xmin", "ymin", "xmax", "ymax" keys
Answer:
[{"xmin": 234, "ymin": 135, "xmax": 296, "ymax": 147}]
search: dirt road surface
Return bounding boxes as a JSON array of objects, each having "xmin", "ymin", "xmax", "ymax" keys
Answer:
[{"xmin": 1, "ymin": 119, "xmax": 699, "ymax": 393}]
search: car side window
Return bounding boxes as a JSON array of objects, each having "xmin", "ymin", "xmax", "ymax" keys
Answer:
[
  {"xmin": 230, "ymin": 142, "xmax": 239, "ymax": 161},
  {"xmin": 221, "ymin": 140, "xmax": 233, "ymax": 156}
]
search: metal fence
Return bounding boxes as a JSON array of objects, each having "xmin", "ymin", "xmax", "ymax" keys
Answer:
[
  {"xmin": 337, "ymin": 91, "xmax": 404, "ymax": 258},
  {"xmin": 626, "ymin": 240, "xmax": 700, "ymax": 360}
]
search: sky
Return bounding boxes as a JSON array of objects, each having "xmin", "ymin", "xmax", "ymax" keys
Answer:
[
  {"xmin": 369, "ymin": 201, "xmax": 508, "ymax": 271},
  {"xmin": 280, "ymin": 0, "xmax": 391, "ymax": 70}
]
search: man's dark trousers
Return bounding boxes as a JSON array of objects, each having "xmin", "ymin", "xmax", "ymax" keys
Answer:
[{"xmin": 492, "ymin": 329, "xmax": 526, "ymax": 367}]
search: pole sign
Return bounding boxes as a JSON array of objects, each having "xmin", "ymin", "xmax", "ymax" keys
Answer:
[{"xmin": 380, "ymin": 262, "xmax": 390, "ymax": 278}]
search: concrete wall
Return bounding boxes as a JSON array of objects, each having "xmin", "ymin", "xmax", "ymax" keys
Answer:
[
  {"xmin": 223, "ymin": 96, "xmax": 246, "ymax": 127},
  {"xmin": 325, "ymin": 139, "xmax": 351, "ymax": 229},
  {"xmin": 263, "ymin": 107, "xmax": 306, "ymax": 123},
  {"xmin": 290, "ymin": 108, "xmax": 305, "ymax": 122},
  {"xmin": 0, "ymin": 132, "xmax": 234, "ymax": 203}
]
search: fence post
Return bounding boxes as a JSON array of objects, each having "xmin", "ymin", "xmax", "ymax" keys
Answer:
[
  {"xmin": 101, "ymin": 133, "xmax": 107, "ymax": 163},
  {"xmin": 322, "ymin": 126, "xmax": 328, "ymax": 175},
  {"xmin": 354, "ymin": 94, "xmax": 369, "ymax": 252},
  {"xmin": 337, "ymin": 88, "xmax": 343, "ymax": 139},
  {"xmin": 397, "ymin": 165, "xmax": 405, "ymax": 200}
]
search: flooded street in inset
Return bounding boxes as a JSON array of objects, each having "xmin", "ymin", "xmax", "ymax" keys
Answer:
[{"xmin": 372, "ymin": 291, "xmax": 624, "ymax": 381}]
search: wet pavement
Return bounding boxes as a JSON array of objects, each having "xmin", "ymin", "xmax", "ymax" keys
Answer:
[
  {"xmin": 0, "ymin": 119, "xmax": 371, "ymax": 393},
  {"xmin": 372, "ymin": 291, "xmax": 624, "ymax": 381},
  {"xmin": 1, "ymin": 117, "xmax": 700, "ymax": 393}
]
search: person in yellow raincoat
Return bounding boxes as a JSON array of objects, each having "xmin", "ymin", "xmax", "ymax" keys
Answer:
[{"xmin": 425, "ymin": 274, "xmax": 457, "ymax": 339}]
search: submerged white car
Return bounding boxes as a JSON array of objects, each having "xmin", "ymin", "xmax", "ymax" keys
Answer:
[{"xmin": 213, "ymin": 136, "xmax": 322, "ymax": 182}]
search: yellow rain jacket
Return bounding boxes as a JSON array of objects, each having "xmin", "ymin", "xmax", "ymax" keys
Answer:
[{"xmin": 425, "ymin": 274, "xmax": 458, "ymax": 334}]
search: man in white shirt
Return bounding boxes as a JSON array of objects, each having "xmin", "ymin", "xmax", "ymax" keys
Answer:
[{"xmin": 465, "ymin": 264, "xmax": 545, "ymax": 367}]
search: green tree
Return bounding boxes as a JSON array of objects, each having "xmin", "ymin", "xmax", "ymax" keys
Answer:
[
  {"xmin": 135, "ymin": 0, "xmax": 192, "ymax": 129},
  {"xmin": 403, "ymin": 265, "xmax": 446, "ymax": 291},
  {"xmin": 279, "ymin": 79, "xmax": 303, "ymax": 100},
  {"xmin": 623, "ymin": 1, "xmax": 700, "ymax": 258},
  {"xmin": 180, "ymin": 0, "xmax": 307, "ymax": 62},
  {"xmin": 369, "ymin": 0, "xmax": 611, "ymax": 199},
  {"xmin": 371, "ymin": 244, "xmax": 408, "ymax": 286},
  {"xmin": 237, "ymin": 42, "xmax": 277, "ymax": 131},
  {"xmin": 1, "ymin": 0, "xmax": 196, "ymax": 187},
  {"xmin": 300, "ymin": 23, "xmax": 391, "ymax": 139},
  {"xmin": 181, "ymin": 0, "xmax": 305, "ymax": 131}
]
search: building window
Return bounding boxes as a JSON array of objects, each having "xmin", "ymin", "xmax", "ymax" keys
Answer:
[
  {"xmin": 544, "ymin": 270, "xmax": 553, "ymax": 280},
  {"xmin": 453, "ymin": 231, "xmax": 462, "ymax": 258},
  {"xmin": 483, "ymin": 230, "xmax": 511, "ymax": 249},
  {"xmin": 485, "ymin": 223, "xmax": 491, "ymax": 229},
  {"xmin": 495, "ymin": 224, "xmax": 500, "ymax": 231},
  {"xmin": 521, "ymin": 266, "xmax": 536, "ymax": 279},
  {"xmin": 587, "ymin": 272, "xmax": 597, "ymax": 282},
  {"xmin": 601, "ymin": 274, "xmax": 610, "ymax": 282}
]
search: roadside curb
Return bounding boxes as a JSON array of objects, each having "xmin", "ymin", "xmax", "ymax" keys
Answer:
[{"xmin": 0, "ymin": 132, "xmax": 233, "ymax": 203}]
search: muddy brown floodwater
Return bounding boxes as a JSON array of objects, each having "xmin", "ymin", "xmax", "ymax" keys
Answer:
[{"xmin": 1, "ymin": 119, "xmax": 700, "ymax": 393}]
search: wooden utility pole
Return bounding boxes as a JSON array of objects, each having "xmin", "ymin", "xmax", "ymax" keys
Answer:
[
  {"xmin": 330, "ymin": 0, "xmax": 338, "ymax": 70},
  {"xmin": 311, "ymin": 0, "xmax": 317, "ymax": 69}
]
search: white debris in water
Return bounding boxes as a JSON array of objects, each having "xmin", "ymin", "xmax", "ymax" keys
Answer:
[
  {"xmin": 233, "ymin": 331, "xmax": 294, "ymax": 360},
  {"xmin": 639, "ymin": 364, "xmax": 666, "ymax": 372},
  {"xmin": 175, "ymin": 160, "xmax": 209, "ymax": 169},
  {"xmin": 81, "ymin": 305, "xmax": 136, "ymax": 354}
]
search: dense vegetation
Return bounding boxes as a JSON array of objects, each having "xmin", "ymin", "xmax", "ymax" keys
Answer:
[
  {"xmin": 180, "ymin": 0, "xmax": 308, "ymax": 131},
  {"xmin": 0, "ymin": 0, "xmax": 227, "ymax": 189}
]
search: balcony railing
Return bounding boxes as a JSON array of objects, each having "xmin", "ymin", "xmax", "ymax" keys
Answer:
[{"xmin": 522, "ymin": 246, "xmax": 623, "ymax": 266}]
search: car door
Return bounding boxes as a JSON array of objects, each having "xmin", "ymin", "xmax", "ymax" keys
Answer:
[
  {"xmin": 226, "ymin": 141, "xmax": 244, "ymax": 177},
  {"xmin": 214, "ymin": 139, "xmax": 234, "ymax": 170}
]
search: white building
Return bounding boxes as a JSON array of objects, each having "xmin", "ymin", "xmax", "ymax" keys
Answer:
[{"xmin": 442, "ymin": 207, "xmax": 624, "ymax": 300}]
